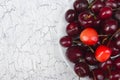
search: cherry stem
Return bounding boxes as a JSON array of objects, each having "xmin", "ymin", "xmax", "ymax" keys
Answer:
[
  {"xmin": 78, "ymin": 73, "xmax": 81, "ymax": 80},
  {"xmin": 92, "ymin": 71, "xmax": 96, "ymax": 80},
  {"xmin": 107, "ymin": 66, "xmax": 111, "ymax": 76},
  {"xmin": 79, "ymin": 76, "xmax": 80, "ymax": 80},
  {"xmin": 113, "ymin": 7, "xmax": 120, "ymax": 11},
  {"xmin": 73, "ymin": 41, "xmax": 95, "ymax": 53},
  {"xmin": 88, "ymin": 46, "xmax": 94, "ymax": 53},
  {"xmin": 102, "ymin": 37, "xmax": 108, "ymax": 44},
  {"xmin": 107, "ymin": 28, "xmax": 120, "ymax": 46},
  {"xmin": 88, "ymin": 0, "xmax": 96, "ymax": 9},
  {"xmin": 98, "ymin": 35, "xmax": 108, "ymax": 37}
]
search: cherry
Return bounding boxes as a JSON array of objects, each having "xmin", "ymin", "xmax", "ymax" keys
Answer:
[
  {"xmin": 114, "ymin": 56, "xmax": 120, "ymax": 69},
  {"xmin": 108, "ymin": 41, "xmax": 120, "ymax": 56},
  {"xmin": 65, "ymin": 9, "xmax": 76, "ymax": 23},
  {"xmin": 99, "ymin": 6, "xmax": 112, "ymax": 19},
  {"xmin": 92, "ymin": 68, "xmax": 105, "ymax": 80},
  {"xmin": 95, "ymin": 45, "xmax": 112, "ymax": 62},
  {"xmin": 108, "ymin": 70, "xmax": 120, "ymax": 80},
  {"xmin": 66, "ymin": 22, "xmax": 81, "ymax": 37},
  {"xmin": 85, "ymin": 52, "xmax": 98, "ymax": 65},
  {"xmin": 93, "ymin": 16, "xmax": 101, "ymax": 28},
  {"xmin": 114, "ymin": 10, "xmax": 120, "ymax": 22},
  {"xmin": 114, "ymin": 37, "xmax": 120, "ymax": 49},
  {"xmin": 78, "ymin": 11, "xmax": 94, "ymax": 28},
  {"xmin": 60, "ymin": 36, "xmax": 72, "ymax": 47},
  {"xmin": 73, "ymin": 0, "xmax": 88, "ymax": 13},
  {"xmin": 102, "ymin": 18, "xmax": 118, "ymax": 35},
  {"xmin": 105, "ymin": 0, "xmax": 118, "ymax": 9},
  {"xmin": 74, "ymin": 62, "xmax": 90, "ymax": 77},
  {"xmin": 91, "ymin": 0, "xmax": 105, "ymax": 14},
  {"xmin": 80, "ymin": 28, "xmax": 98, "ymax": 45},
  {"xmin": 99, "ymin": 59, "xmax": 113, "ymax": 72},
  {"xmin": 66, "ymin": 46, "xmax": 83, "ymax": 63}
]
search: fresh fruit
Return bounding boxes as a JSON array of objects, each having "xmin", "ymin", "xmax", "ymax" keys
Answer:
[
  {"xmin": 92, "ymin": 68, "xmax": 105, "ymax": 80},
  {"xmin": 73, "ymin": 0, "xmax": 88, "ymax": 13},
  {"xmin": 108, "ymin": 70, "xmax": 120, "ymax": 80},
  {"xmin": 114, "ymin": 10, "xmax": 120, "ymax": 22},
  {"xmin": 59, "ymin": 0, "xmax": 120, "ymax": 79},
  {"xmin": 65, "ymin": 9, "xmax": 76, "ymax": 23},
  {"xmin": 66, "ymin": 46, "xmax": 83, "ymax": 63},
  {"xmin": 60, "ymin": 36, "xmax": 72, "ymax": 47},
  {"xmin": 80, "ymin": 28, "xmax": 98, "ymax": 45},
  {"xmin": 66, "ymin": 22, "xmax": 81, "ymax": 37},
  {"xmin": 114, "ymin": 56, "xmax": 120, "ymax": 69},
  {"xmin": 99, "ymin": 59, "xmax": 113, "ymax": 71},
  {"xmin": 74, "ymin": 62, "xmax": 90, "ymax": 77},
  {"xmin": 85, "ymin": 52, "xmax": 98, "ymax": 65},
  {"xmin": 78, "ymin": 11, "xmax": 94, "ymax": 27},
  {"xmin": 105, "ymin": 0, "xmax": 118, "ymax": 9},
  {"xmin": 91, "ymin": 0, "xmax": 105, "ymax": 14},
  {"xmin": 95, "ymin": 45, "xmax": 112, "ymax": 62},
  {"xmin": 102, "ymin": 18, "xmax": 118, "ymax": 35},
  {"xmin": 99, "ymin": 6, "xmax": 112, "ymax": 19}
]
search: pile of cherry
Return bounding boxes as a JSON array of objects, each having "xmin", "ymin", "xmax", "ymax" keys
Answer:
[{"xmin": 59, "ymin": 0, "xmax": 120, "ymax": 80}]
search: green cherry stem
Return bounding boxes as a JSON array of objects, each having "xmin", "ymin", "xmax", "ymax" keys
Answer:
[{"xmin": 88, "ymin": 46, "xmax": 94, "ymax": 53}]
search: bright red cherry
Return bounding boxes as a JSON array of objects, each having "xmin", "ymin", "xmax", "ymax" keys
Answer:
[
  {"xmin": 80, "ymin": 28, "xmax": 98, "ymax": 45},
  {"xmin": 99, "ymin": 6, "xmax": 112, "ymax": 19},
  {"xmin": 95, "ymin": 45, "xmax": 112, "ymax": 62}
]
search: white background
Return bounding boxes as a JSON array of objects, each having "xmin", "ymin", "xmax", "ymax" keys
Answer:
[{"xmin": 0, "ymin": 0, "xmax": 79, "ymax": 80}]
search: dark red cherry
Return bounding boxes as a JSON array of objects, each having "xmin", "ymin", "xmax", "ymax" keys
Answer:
[
  {"xmin": 102, "ymin": 19, "xmax": 118, "ymax": 35},
  {"xmin": 99, "ymin": 59, "xmax": 113, "ymax": 72},
  {"xmin": 78, "ymin": 11, "xmax": 94, "ymax": 28},
  {"xmin": 73, "ymin": 0, "xmax": 88, "ymax": 13},
  {"xmin": 91, "ymin": 0, "xmax": 105, "ymax": 14},
  {"xmin": 99, "ymin": 6, "xmax": 112, "ymax": 19},
  {"xmin": 85, "ymin": 52, "xmax": 98, "ymax": 65},
  {"xmin": 92, "ymin": 68, "xmax": 105, "ymax": 80},
  {"xmin": 60, "ymin": 36, "xmax": 72, "ymax": 47},
  {"xmin": 114, "ymin": 56, "xmax": 120, "ymax": 69},
  {"xmin": 114, "ymin": 37, "xmax": 120, "ymax": 49},
  {"xmin": 66, "ymin": 22, "xmax": 81, "ymax": 37},
  {"xmin": 65, "ymin": 9, "xmax": 76, "ymax": 23},
  {"xmin": 108, "ymin": 70, "xmax": 120, "ymax": 80},
  {"xmin": 114, "ymin": 10, "xmax": 120, "ymax": 22},
  {"xmin": 108, "ymin": 41, "xmax": 120, "ymax": 56},
  {"xmin": 105, "ymin": 0, "xmax": 118, "ymax": 9},
  {"xmin": 66, "ymin": 46, "xmax": 83, "ymax": 63},
  {"xmin": 74, "ymin": 62, "xmax": 90, "ymax": 77}
]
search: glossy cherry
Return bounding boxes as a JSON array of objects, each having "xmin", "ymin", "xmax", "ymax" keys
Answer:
[
  {"xmin": 108, "ymin": 70, "xmax": 120, "ymax": 80},
  {"xmin": 91, "ymin": 0, "xmax": 105, "ymax": 14},
  {"xmin": 73, "ymin": 0, "xmax": 88, "ymax": 13},
  {"xmin": 92, "ymin": 68, "xmax": 105, "ymax": 80},
  {"xmin": 60, "ymin": 36, "xmax": 72, "ymax": 47},
  {"xmin": 95, "ymin": 45, "xmax": 112, "ymax": 62},
  {"xmin": 78, "ymin": 11, "xmax": 94, "ymax": 28},
  {"xmin": 105, "ymin": 0, "xmax": 118, "ymax": 9},
  {"xmin": 114, "ymin": 56, "xmax": 120, "ymax": 69},
  {"xmin": 80, "ymin": 28, "xmax": 98, "ymax": 45},
  {"xmin": 66, "ymin": 22, "xmax": 81, "ymax": 37},
  {"xmin": 65, "ymin": 9, "xmax": 76, "ymax": 23},
  {"xmin": 99, "ymin": 6, "xmax": 112, "ymax": 19},
  {"xmin": 99, "ymin": 59, "xmax": 113, "ymax": 72},
  {"xmin": 66, "ymin": 46, "xmax": 83, "ymax": 63},
  {"xmin": 74, "ymin": 62, "xmax": 90, "ymax": 77},
  {"xmin": 102, "ymin": 18, "xmax": 118, "ymax": 35}
]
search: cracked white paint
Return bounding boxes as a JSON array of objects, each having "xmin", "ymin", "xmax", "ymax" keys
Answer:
[{"xmin": 0, "ymin": 0, "xmax": 81, "ymax": 80}]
